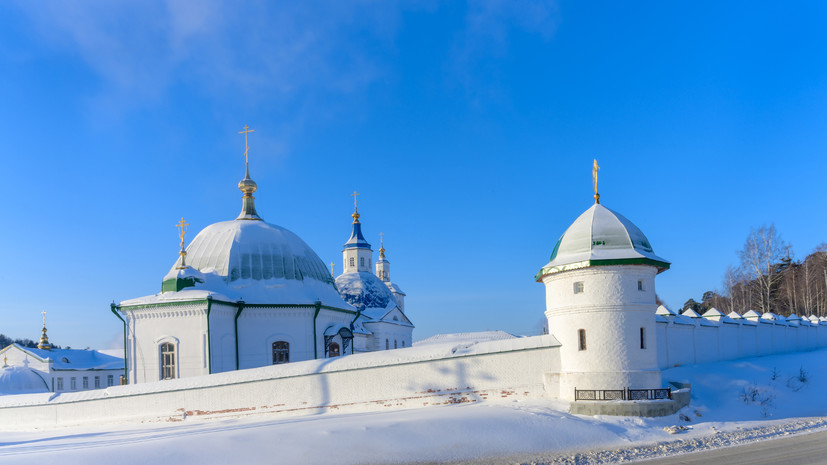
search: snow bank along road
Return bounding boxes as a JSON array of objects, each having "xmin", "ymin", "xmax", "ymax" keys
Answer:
[{"xmin": 1, "ymin": 349, "xmax": 827, "ymax": 464}]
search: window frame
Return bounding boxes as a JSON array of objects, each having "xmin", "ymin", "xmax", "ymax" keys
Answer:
[
  {"xmin": 272, "ymin": 341, "xmax": 290, "ymax": 365},
  {"xmin": 328, "ymin": 342, "xmax": 340, "ymax": 358},
  {"xmin": 160, "ymin": 342, "xmax": 176, "ymax": 380},
  {"xmin": 640, "ymin": 327, "xmax": 646, "ymax": 349},
  {"xmin": 578, "ymin": 329, "xmax": 587, "ymax": 351},
  {"xmin": 107, "ymin": 375, "xmax": 114, "ymax": 387},
  {"xmin": 573, "ymin": 281, "xmax": 584, "ymax": 294}
]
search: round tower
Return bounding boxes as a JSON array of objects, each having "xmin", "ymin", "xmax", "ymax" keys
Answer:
[{"xmin": 537, "ymin": 169, "xmax": 669, "ymax": 401}]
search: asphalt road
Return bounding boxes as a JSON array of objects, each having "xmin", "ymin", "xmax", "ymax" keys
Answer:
[{"xmin": 634, "ymin": 429, "xmax": 827, "ymax": 465}]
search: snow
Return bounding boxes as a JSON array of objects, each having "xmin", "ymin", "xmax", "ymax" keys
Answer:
[
  {"xmin": 23, "ymin": 347, "xmax": 123, "ymax": 371},
  {"xmin": 415, "ymin": 331, "xmax": 517, "ymax": 346},
  {"xmin": 335, "ymin": 271, "xmax": 397, "ymax": 311},
  {"xmin": 3, "ymin": 348, "xmax": 827, "ymax": 463},
  {"xmin": 0, "ymin": 367, "xmax": 49, "ymax": 395}
]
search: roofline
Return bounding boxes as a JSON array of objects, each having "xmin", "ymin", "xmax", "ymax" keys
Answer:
[
  {"xmin": 116, "ymin": 298, "xmax": 357, "ymax": 315},
  {"xmin": 535, "ymin": 257, "xmax": 671, "ymax": 281}
]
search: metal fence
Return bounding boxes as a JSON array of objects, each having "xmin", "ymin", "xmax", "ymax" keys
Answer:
[{"xmin": 574, "ymin": 387, "xmax": 671, "ymax": 401}]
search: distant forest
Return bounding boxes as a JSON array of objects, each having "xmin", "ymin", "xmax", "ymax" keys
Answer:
[
  {"xmin": 680, "ymin": 224, "xmax": 827, "ymax": 317},
  {"xmin": 0, "ymin": 334, "xmax": 62, "ymax": 350}
]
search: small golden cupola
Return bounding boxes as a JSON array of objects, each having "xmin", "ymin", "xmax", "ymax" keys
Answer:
[
  {"xmin": 37, "ymin": 310, "xmax": 52, "ymax": 350},
  {"xmin": 237, "ymin": 125, "xmax": 262, "ymax": 221}
]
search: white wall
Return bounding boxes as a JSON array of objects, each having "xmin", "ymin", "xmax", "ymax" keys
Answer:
[
  {"xmin": 656, "ymin": 315, "xmax": 827, "ymax": 369},
  {"xmin": 0, "ymin": 336, "xmax": 562, "ymax": 430}
]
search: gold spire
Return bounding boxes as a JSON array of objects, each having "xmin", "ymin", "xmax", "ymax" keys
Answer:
[
  {"xmin": 37, "ymin": 310, "xmax": 51, "ymax": 350},
  {"xmin": 379, "ymin": 232, "xmax": 386, "ymax": 258},
  {"xmin": 592, "ymin": 159, "xmax": 600, "ymax": 204},
  {"xmin": 176, "ymin": 217, "xmax": 190, "ymax": 270},
  {"xmin": 236, "ymin": 125, "xmax": 262, "ymax": 221},
  {"xmin": 351, "ymin": 191, "xmax": 360, "ymax": 223}
]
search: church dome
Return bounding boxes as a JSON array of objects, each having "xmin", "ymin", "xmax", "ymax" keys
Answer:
[
  {"xmin": 537, "ymin": 203, "xmax": 669, "ymax": 279},
  {"xmin": 335, "ymin": 271, "xmax": 397, "ymax": 311},
  {"xmin": 0, "ymin": 366, "xmax": 49, "ymax": 395},
  {"xmin": 170, "ymin": 220, "xmax": 334, "ymax": 286}
]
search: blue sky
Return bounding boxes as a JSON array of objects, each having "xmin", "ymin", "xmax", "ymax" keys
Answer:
[{"xmin": 1, "ymin": 1, "xmax": 826, "ymax": 349}]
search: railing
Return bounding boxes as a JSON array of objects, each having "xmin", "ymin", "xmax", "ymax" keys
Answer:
[{"xmin": 574, "ymin": 387, "xmax": 671, "ymax": 401}]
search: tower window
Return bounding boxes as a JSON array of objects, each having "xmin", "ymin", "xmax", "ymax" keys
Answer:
[
  {"xmin": 272, "ymin": 341, "xmax": 289, "ymax": 364},
  {"xmin": 385, "ymin": 338, "xmax": 389, "ymax": 350},
  {"xmin": 161, "ymin": 342, "xmax": 176, "ymax": 380},
  {"xmin": 638, "ymin": 280, "xmax": 644, "ymax": 291},
  {"xmin": 394, "ymin": 340, "xmax": 398, "ymax": 349},
  {"xmin": 360, "ymin": 257, "xmax": 365, "ymax": 267},
  {"xmin": 574, "ymin": 282, "xmax": 584, "ymax": 294},
  {"xmin": 578, "ymin": 329, "xmax": 587, "ymax": 351},
  {"xmin": 640, "ymin": 327, "xmax": 646, "ymax": 349},
  {"xmin": 349, "ymin": 257, "xmax": 355, "ymax": 267}
]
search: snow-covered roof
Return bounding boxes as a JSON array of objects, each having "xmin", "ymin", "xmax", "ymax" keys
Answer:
[
  {"xmin": 681, "ymin": 308, "xmax": 702, "ymax": 318},
  {"xmin": 0, "ymin": 366, "xmax": 49, "ymax": 395},
  {"xmin": 656, "ymin": 305, "xmax": 679, "ymax": 316},
  {"xmin": 537, "ymin": 203, "xmax": 669, "ymax": 279},
  {"xmin": 414, "ymin": 331, "xmax": 518, "ymax": 347},
  {"xmin": 727, "ymin": 311, "xmax": 743, "ymax": 319},
  {"xmin": 742, "ymin": 310, "xmax": 762, "ymax": 319},
  {"xmin": 25, "ymin": 347, "xmax": 124, "ymax": 371},
  {"xmin": 384, "ymin": 281, "xmax": 406, "ymax": 296}
]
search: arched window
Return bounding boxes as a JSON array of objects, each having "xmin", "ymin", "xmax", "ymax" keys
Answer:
[
  {"xmin": 385, "ymin": 338, "xmax": 389, "ymax": 350},
  {"xmin": 394, "ymin": 340, "xmax": 398, "ymax": 349},
  {"xmin": 328, "ymin": 342, "xmax": 340, "ymax": 358},
  {"xmin": 272, "ymin": 341, "xmax": 289, "ymax": 364},
  {"xmin": 160, "ymin": 342, "xmax": 176, "ymax": 380},
  {"xmin": 402, "ymin": 340, "xmax": 405, "ymax": 348}
]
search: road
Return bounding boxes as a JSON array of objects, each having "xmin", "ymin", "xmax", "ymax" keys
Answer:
[{"xmin": 633, "ymin": 428, "xmax": 827, "ymax": 465}]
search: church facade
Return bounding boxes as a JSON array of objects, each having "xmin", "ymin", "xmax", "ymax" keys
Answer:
[{"xmin": 114, "ymin": 138, "xmax": 413, "ymax": 384}]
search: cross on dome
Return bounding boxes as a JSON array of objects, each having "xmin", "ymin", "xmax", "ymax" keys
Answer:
[
  {"xmin": 351, "ymin": 191, "xmax": 360, "ymax": 223},
  {"xmin": 176, "ymin": 217, "xmax": 190, "ymax": 269},
  {"xmin": 236, "ymin": 125, "xmax": 262, "ymax": 221},
  {"xmin": 593, "ymin": 159, "xmax": 600, "ymax": 204}
]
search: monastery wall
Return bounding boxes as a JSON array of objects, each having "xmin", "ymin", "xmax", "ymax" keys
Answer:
[
  {"xmin": 656, "ymin": 311, "xmax": 827, "ymax": 369},
  {"xmin": 0, "ymin": 335, "xmax": 561, "ymax": 431}
]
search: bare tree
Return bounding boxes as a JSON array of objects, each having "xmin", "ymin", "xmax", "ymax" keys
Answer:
[{"xmin": 738, "ymin": 224, "xmax": 789, "ymax": 314}]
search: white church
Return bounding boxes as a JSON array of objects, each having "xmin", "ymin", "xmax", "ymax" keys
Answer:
[{"xmin": 113, "ymin": 135, "xmax": 413, "ymax": 384}]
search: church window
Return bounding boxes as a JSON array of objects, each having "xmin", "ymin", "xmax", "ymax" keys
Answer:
[
  {"xmin": 360, "ymin": 257, "xmax": 365, "ymax": 267},
  {"xmin": 82, "ymin": 377, "xmax": 89, "ymax": 389},
  {"xmin": 57, "ymin": 378, "xmax": 64, "ymax": 391},
  {"xmin": 349, "ymin": 257, "xmax": 355, "ymax": 268},
  {"xmin": 328, "ymin": 342, "xmax": 340, "ymax": 358},
  {"xmin": 161, "ymin": 342, "xmax": 176, "ymax": 380},
  {"xmin": 640, "ymin": 327, "xmax": 646, "ymax": 349},
  {"xmin": 94, "ymin": 376, "xmax": 100, "ymax": 389},
  {"xmin": 71, "ymin": 377, "xmax": 77, "ymax": 390},
  {"xmin": 402, "ymin": 340, "xmax": 405, "ymax": 348},
  {"xmin": 574, "ymin": 282, "xmax": 584, "ymax": 294},
  {"xmin": 385, "ymin": 339, "xmax": 389, "ymax": 350},
  {"xmin": 394, "ymin": 340, "xmax": 398, "ymax": 349},
  {"xmin": 107, "ymin": 375, "xmax": 114, "ymax": 387},
  {"xmin": 272, "ymin": 341, "xmax": 289, "ymax": 364},
  {"xmin": 638, "ymin": 280, "xmax": 644, "ymax": 291},
  {"xmin": 578, "ymin": 329, "xmax": 587, "ymax": 351}
]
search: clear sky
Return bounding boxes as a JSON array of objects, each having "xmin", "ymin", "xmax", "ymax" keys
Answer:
[{"xmin": 1, "ymin": 1, "xmax": 826, "ymax": 349}]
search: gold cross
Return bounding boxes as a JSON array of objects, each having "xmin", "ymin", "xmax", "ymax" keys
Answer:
[
  {"xmin": 239, "ymin": 125, "xmax": 255, "ymax": 165},
  {"xmin": 379, "ymin": 232, "xmax": 384, "ymax": 248},
  {"xmin": 177, "ymin": 217, "xmax": 189, "ymax": 248},
  {"xmin": 330, "ymin": 262, "xmax": 335, "ymax": 273},
  {"xmin": 351, "ymin": 191, "xmax": 359, "ymax": 211},
  {"xmin": 592, "ymin": 159, "xmax": 600, "ymax": 195},
  {"xmin": 41, "ymin": 310, "xmax": 46, "ymax": 327}
]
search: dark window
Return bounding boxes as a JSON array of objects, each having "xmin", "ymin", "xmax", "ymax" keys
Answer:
[
  {"xmin": 82, "ymin": 377, "xmax": 89, "ymax": 389},
  {"xmin": 574, "ymin": 282, "xmax": 584, "ymax": 294},
  {"xmin": 401, "ymin": 340, "xmax": 405, "ymax": 348},
  {"xmin": 161, "ymin": 342, "xmax": 176, "ymax": 380},
  {"xmin": 107, "ymin": 375, "xmax": 114, "ymax": 387},
  {"xmin": 638, "ymin": 280, "xmax": 644, "ymax": 291},
  {"xmin": 349, "ymin": 257, "xmax": 355, "ymax": 267},
  {"xmin": 360, "ymin": 257, "xmax": 365, "ymax": 267},
  {"xmin": 57, "ymin": 378, "xmax": 64, "ymax": 390},
  {"xmin": 94, "ymin": 376, "xmax": 100, "ymax": 389},
  {"xmin": 394, "ymin": 340, "xmax": 398, "ymax": 349},
  {"xmin": 578, "ymin": 329, "xmax": 586, "ymax": 351},
  {"xmin": 272, "ymin": 341, "xmax": 290, "ymax": 364},
  {"xmin": 640, "ymin": 327, "xmax": 646, "ymax": 349},
  {"xmin": 328, "ymin": 342, "xmax": 340, "ymax": 358},
  {"xmin": 385, "ymin": 338, "xmax": 389, "ymax": 350}
]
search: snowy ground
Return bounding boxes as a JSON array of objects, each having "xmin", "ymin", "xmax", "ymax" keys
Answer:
[{"xmin": 2, "ymin": 349, "xmax": 827, "ymax": 464}]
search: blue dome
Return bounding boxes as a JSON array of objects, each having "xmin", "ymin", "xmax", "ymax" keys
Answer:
[{"xmin": 335, "ymin": 271, "xmax": 396, "ymax": 310}]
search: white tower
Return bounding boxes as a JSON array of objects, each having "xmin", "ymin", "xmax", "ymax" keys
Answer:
[
  {"xmin": 343, "ymin": 192, "xmax": 373, "ymax": 273},
  {"xmin": 537, "ymin": 165, "xmax": 670, "ymax": 401},
  {"xmin": 375, "ymin": 233, "xmax": 406, "ymax": 312}
]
